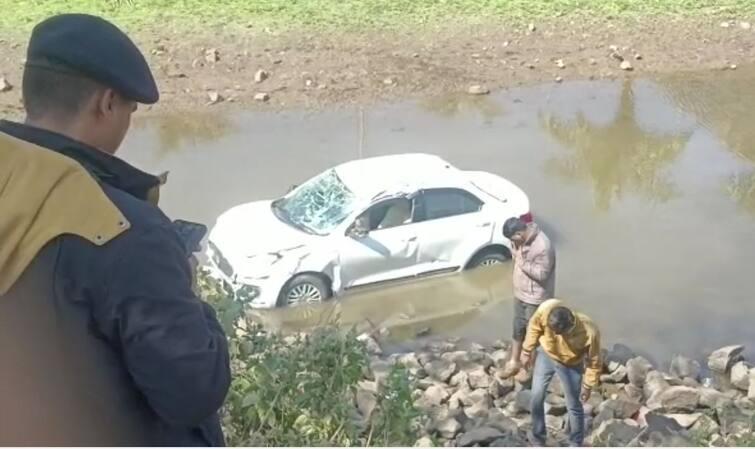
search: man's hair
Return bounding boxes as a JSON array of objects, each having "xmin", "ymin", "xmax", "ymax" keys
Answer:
[
  {"xmin": 22, "ymin": 64, "xmax": 101, "ymax": 122},
  {"xmin": 548, "ymin": 306, "xmax": 575, "ymax": 334},
  {"xmin": 503, "ymin": 217, "xmax": 527, "ymax": 239}
]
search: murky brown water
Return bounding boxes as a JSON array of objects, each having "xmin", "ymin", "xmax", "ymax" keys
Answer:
[{"xmin": 125, "ymin": 66, "xmax": 755, "ymax": 364}]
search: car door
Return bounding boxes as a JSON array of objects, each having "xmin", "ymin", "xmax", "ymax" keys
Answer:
[
  {"xmin": 410, "ymin": 188, "xmax": 494, "ymax": 273},
  {"xmin": 338, "ymin": 197, "xmax": 421, "ymax": 288}
]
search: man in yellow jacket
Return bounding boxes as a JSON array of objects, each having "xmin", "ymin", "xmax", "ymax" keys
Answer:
[{"xmin": 520, "ymin": 299, "xmax": 602, "ymax": 447}]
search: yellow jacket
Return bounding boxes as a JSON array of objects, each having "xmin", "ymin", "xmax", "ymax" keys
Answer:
[{"xmin": 522, "ymin": 299, "xmax": 602, "ymax": 389}]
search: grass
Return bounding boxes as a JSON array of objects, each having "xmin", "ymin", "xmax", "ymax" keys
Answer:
[{"xmin": 3, "ymin": 0, "xmax": 755, "ymax": 33}]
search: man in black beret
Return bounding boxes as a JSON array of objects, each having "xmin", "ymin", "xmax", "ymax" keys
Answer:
[{"xmin": 0, "ymin": 14, "xmax": 230, "ymax": 446}]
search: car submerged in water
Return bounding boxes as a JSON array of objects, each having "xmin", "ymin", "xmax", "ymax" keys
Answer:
[{"xmin": 205, "ymin": 153, "xmax": 531, "ymax": 308}]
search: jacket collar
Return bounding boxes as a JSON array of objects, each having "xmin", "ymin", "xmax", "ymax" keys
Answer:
[{"xmin": 0, "ymin": 120, "xmax": 159, "ymax": 201}]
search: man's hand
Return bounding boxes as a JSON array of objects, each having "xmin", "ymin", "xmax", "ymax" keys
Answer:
[
  {"xmin": 580, "ymin": 386, "xmax": 591, "ymax": 403},
  {"xmin": 519, "ymin": 351, "xmax": 532, "ymax": 370}
]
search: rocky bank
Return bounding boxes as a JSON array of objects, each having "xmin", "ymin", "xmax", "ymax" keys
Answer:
[{"xmin": 356, "ymin": 335, "xmax": 755, "ymax": 447}]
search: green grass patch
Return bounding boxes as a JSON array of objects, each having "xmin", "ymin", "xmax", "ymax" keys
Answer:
[{"xmin": 3, "ymin": 0, "xmax": 755, "ymax": 33}]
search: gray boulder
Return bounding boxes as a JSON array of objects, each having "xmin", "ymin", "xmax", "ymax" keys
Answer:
[
  {"xmin": 670, "ymin": 354, "xmax": 701, "ymax": 380},
  {"xmin": 648, "ymin": 386, "xmax": 699, "ymax": 412},
  {"xmin": 731, "ymin": 361, "xmax": 751, "ymax": 391},
  {"xmin": 456, "ymin": 426, "xmax": 504, "ymax": 446},
  {"xmin": 627, "ymin": 357, "xmax": 653, "ymax": 387},
  {"xmin": 708, "ymin": 345, "xmax": 745, "ymax": 374},
  {"xmin": 425, "ymin": 360, "xmax": 458, "ymax": 383},
  {"xmin": 589, "ymin": 419, "xmax": 642, "ymax": 447}
]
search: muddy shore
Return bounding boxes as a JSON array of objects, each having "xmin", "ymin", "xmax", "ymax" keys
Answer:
[
  {"xmin": 358, "ymin": 334, "xmax": 755, "ymax": 447},
  {"xmin": 2, "ymin": 16, "xmax": 755, "ymax": 117}
]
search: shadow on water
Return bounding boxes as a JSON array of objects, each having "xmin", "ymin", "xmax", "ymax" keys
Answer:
[
  {"xmin": 540, "ymin": 79, "xmax": 691, "ymax": 212},
  {"xmin": 124, "ymin": 68, "xmax": 755, "ymax": 362}
]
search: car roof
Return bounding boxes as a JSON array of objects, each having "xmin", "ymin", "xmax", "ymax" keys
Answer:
[{"xmin": 334, "ymin": 153, "xmax": 466, "ymax": 199}]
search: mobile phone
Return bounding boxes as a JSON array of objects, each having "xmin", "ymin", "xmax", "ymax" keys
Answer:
[{"xmin": 173, "ymin": 219, "xmax": 208, "ymax": 254}]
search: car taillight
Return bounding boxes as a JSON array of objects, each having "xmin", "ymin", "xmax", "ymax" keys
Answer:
[{"xmin": 519, "ymin": 212, "xmax": 533, "ymax": 223}]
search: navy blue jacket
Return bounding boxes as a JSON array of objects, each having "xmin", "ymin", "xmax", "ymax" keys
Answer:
[{"xmin": 0, "ymin": 120, "xmax": 230, "ymax": 446}]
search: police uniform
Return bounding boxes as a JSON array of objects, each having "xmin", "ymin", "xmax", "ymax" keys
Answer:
[{"xmin": 0, "ymin": 14, "xmax": 230, "ymax": 446}]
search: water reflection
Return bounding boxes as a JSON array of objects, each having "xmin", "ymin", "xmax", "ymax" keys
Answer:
[
  {"xmin": 133, "ymin": 111, "xmax": 235, "ymax": 157},
  {"xmin": 420, "ymin": 93, "xmax": 505, "ymax": 120},
  {"xmin": 541, "ymin": 80, "xmax": 690, "ymax": 211}
]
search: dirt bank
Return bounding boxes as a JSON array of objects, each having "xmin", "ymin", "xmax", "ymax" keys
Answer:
[{"xmin": 1, "ymin": 16, "xmax": 755, "ymax": 117}]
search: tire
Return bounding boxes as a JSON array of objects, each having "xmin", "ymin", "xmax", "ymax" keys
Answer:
[
  {"xmin": 466, "ymin": 249, "xmax": 509, "ymax": 270},
  {"xmin": 278, "ymin": 274, "xmax": 332, "ymax": 307}
]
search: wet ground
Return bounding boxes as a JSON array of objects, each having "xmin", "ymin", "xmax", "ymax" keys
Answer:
[{"xmin": 124, "ymin": 65, "xmax": 755, "ymax": 365}]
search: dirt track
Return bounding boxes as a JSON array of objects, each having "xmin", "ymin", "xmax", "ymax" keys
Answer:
[{"xmin": 1, "ymin": 16, "xmax": 755, "ymax": 117}]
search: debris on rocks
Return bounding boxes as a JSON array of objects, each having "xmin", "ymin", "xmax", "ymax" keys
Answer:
[
  {"xmin": 467, "ymin": 85, "xmax": 490, "ymax": 96},
  {"xmin": 254, "ymin": 92, "xmax": 270, "ymax": 102},
  {"xmin": 207, "ymin": 91, "xmax": 223, "ymax": 104},
  {"xmin": 254, "ymin": 69, "xmax": 269, "ymax": 83},
  {"xmin": 620, "ymin": 60, "xmax": 634, "ymax": 71},
  {"xmin": 555, "ymin": 59, "xmax": 566, "ymax": 69}
]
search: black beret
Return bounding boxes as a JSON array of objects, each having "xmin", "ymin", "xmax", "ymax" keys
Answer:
[{"xmin": 26, "ymin": 14, "xmax": 159, "ymax": 104}]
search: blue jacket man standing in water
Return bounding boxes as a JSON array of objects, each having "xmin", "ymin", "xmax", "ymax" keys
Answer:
[{"xmin": 0, "ymin": 14, "xmax": 230, "ymax": 445}]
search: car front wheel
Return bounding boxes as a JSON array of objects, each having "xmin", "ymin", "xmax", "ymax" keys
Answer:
[
  {"xmin": 278, "ymin": 274, "xmax": 332, "ymax": 307},
  {"xmin": 467, "ymin": 250, "xmax": 509, "ymax": 269}
]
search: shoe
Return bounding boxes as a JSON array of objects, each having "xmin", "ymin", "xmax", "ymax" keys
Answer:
[{"xmin": 499, "ymin": 360, "xmax": 521, "ymax": 379}]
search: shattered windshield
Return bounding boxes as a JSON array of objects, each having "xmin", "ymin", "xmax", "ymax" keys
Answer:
[{"xmin": 273, "ymin": 169, "xmax": 358, "ymax": 235}]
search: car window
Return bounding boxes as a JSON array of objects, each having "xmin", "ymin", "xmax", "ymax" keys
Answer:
[
  {"xmin": 355, "ymin": 198, "xmax": 414, "ymax": 231},
  {"xmin": 414, "ymin": 189, "xmax": 482, "ymax": 222}
]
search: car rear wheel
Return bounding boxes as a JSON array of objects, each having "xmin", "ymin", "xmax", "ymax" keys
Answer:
[
  {"xmin": 467, "ymin": 250, "xmax": 509, "ymax": 269},
  {"xmin": 279, "ymin": 274, "xmax": 332, "ymax": 307}
]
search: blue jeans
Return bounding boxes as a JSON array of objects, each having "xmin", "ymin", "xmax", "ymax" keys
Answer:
[{"xmin": 530, "ymin": 347, "xmax": 585, "ymax": 446}]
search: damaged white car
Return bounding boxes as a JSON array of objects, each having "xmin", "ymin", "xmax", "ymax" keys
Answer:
[{"xmin": 205, "ymin": 153, "xmax": 531, "ymax": 308}]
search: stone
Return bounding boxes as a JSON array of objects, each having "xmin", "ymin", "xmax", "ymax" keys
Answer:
[
  {"xmin": 699, "ymin": 387, "xmax": 735, "ymax": 409},
  {"xmin": 741, "ymin": 21, "xmax": 752, "ymax": 30},
  {"xmin": 254, "ymin": 69, "xmax": 269, "ymax": 83},
  {"xmin": 718, "ymin": 403, "xmax": 754, "ymax": 435},
  {"xmin": 619, "ymin": 60, "xmax": 633, "ymax": 71},
  {"xmin": 555, "ymin": 76, "xmax": 563, "ymax": 83},
  {"xmin": 690, "ymin": 414, "xmax": 720, "ymax": 435},
  {"xmin": 645, "ymin": 371, "xmax": 671, "ymax": 399},
  {"xmin": 598, "ymin": 398, "xmax": 642, "ymax": 419},
  {"xmin": 528, "ymin": 23, "xmax": 536, "ymax": 32},
  {"xmin": 414, "ymin": 436, "xmax": 434, "ymax": 447},
  {"xmin": 749, "ymin": 368, "xmax": 755, "ymax": 400},
  {"xmin": 665, "ymin": 412, "xmax": 701, "ymax": 429},
  {"xmin": 449, "ymin": 388, "xmax": 472, "ymax": 409},
  {"xmin": 204, "ymin": 48, "xmax": 220, "ymax": 63},
  {"xmin": 625, "ymin": 384, "xmax": 644, "ymax": 403},
  {"xmin": 357, "ymin": 333, "xmax": 382, "ymax": 355},
  {"xmin": 490, "ymin": 433, "xmax": 527, "ymax": 447},
  {"xmin": 398, "ymin": 352, "xmax": 423, "ymax": 372},
  {"xmin": 254, "ymin": 92, "xmax": 270, "ymax": 102},
  {"xmin": 731, "ymin": 361, "xmax": 751, "ymax": 390},
  {"xmin": 434, "ymin": 417, "xmax": 462, "ymax": 439},
  {"xmin": 356, "ymin": 387, "xmax": 377, "ymax": 420},
  {"xmin": 207, "ymin": 91, "xmax": 223, "ymax": 104},
  {"xmin": 425, "ymin": 360, "xmax": 458, "ymax": 383},
  {"xmin": 545, "ymin": 395, "xmax": 567, "ymax": 416},
  {"xmin": 627, "ymin": 357, "xmax": 653, "ymax": 387},
  {"xmin": 710, "ymin": 434, "xmax": 727, "ymax": 446},
  {"xmin": 467, "ymin": 85, "xmax": 490, "ymax": 96},
  {"xmin": 589, "ymin": 419, "xmax": 642, "ymax": 446},
  {"xmin": 464, "ymin": 401, "xmax": 491, "ymax": 420},
  {"xmin": 606, "ymin": 344, "xmax": 637, "ymax": 366},
  {"xmin": 0, "ymin": 77, "xmax": 12, "ymax": 93},
  {"xmin": 468, "ymin": 366, "xmax": 492, "ymax": 390},
  {"xmin": 514, "ymin": 390, "xmax": 532, "ymax": 413},
  {"xmin": 490, "ymin": 350, "xmax": 509, "ymax": 368},
  {"xmin": 488, "ymin": 378, "xmax": 514, "ymax": 399},
  {"xmin": 670, "ymin": 355, "xmax": 701, "ymax": 380},
  {"xmin": 546, "ymin": 414, "xmax": 565, "ymax": 431},
  {"xmin": 555, "ymin": 59, "xmax": 566, "ymax": 69},
  {"xmin": 602, "ymin": 365, "xmax": 628, "ymax": 383},
  {"xmin": 648, "ymin": 386, "xmax": 699, "ymax": 412},
  {"xmin": 708, "ymin": 345, "xmax": 745, "ymax": 373},
  {"xmin": 456, "ymin": 426, "xmax": 505, "ymax": 447},
  {"xmin": 383, "ymin": 77, "xmax": 396, "ymax": 86},
  {"xmin": 449, "ymin": 371, "xmax": 470, "ymax": 388},
  {"xmin": 416, "ymin": 385, "xmax": 451, "ymax": 410},
  {"xmin": 721, "ymin": 21, "xmax": 732, "ymax": 28}
]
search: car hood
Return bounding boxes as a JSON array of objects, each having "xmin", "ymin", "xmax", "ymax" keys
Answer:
[{"xmin": 207, "ymin": 200, "xmax": 316, "ymax": 278}]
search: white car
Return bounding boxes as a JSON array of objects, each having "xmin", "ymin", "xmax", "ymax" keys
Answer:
[{"xmin": 205, "ymin": 153, "xmax": 531, "ymax": 308}]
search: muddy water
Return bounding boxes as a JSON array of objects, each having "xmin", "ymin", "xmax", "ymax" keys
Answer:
[{"xmin": 125, "ymin": 67, "xmax": 755, "ymax": 364}]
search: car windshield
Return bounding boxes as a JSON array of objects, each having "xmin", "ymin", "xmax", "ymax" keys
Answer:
[{"xmin": 272, "ymin": 169, "xmax": 358, "ymax": 235}]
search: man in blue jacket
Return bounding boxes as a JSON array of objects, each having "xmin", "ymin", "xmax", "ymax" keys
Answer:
[{"xmin": 0, "ymin": 14, "xmax": 230, "ymax": 445}]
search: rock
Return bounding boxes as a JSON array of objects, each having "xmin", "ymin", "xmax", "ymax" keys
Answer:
[
  {"xmin": 545, "ymin": 394, "xmax": 567, "ymax": 416},
  {"xmin": 254, "ymin": 92, "xmax": 270, "ymax": 102},
  {"xmin": 627, "ymin": 357, "xmax": 653, "ymax": 387},
  {"xmin": 645, "ymin": 371, "xmax": 671, "ymax": 399},
  {"xmin": 555, "ymin": 76, "xmax": 563, "ymax": 83},
  {"xmin": 207, "ymin": 91, "xmax": 223, "ymax": 104},
  {"xmin": 731, "ymin": 361, "xmax": 751, "ymax": 390},
  {"xmin": 416, "ymin": 385, "xmax": 451, "ymax": 410},
  {"xmin": 449, "ymin": 371, "xmax": 470, "ymax": 388},
  {"xmin": 625, "ymin": 384, "xmax": 644, "ymax": 403},
  {"xmin": 398, "ymin": 352, "xmax": 423, "ymax": 372},
  {"xmin": 204, "ymin": 48, "xmax": 220, "ymax": 63},
  {"xmin": 546, "ymin": 414, "xmax": 565, "ymax": 431},
  {"xmin": 0, "ymin": 77, "xmax": 12, "ymax": 93},
  {"xmin": 681, "ymin": 377, "xmax": 701, "ymax": 388},
  {"xmin": 528, "ymin": 23, "xmax": 536, "ymax": 32},
  {"xmin": 425, "ymin": 360, "xmax": 458, "ymax": 383},
  {"xmin": 468, "ymin": 366, "xmax": 492, "ymax": 390},
  {"xmin": 488, "ymin": 378, "xmax": 514, "ymax": 399},
  {"xmin": 602, "ymin": 365, "xmax": 628, "ymax": 383},
  {"xmin": 434, "ymin": 417, "xmax": 462, "ymax": 439},
  {"xmin": 619, "ymin": 60, "xmax": 633, "ymax": 71},
  {"xmin": 606, "ymin": 344, "xmax": 637, "ymax": 366},
  {"xmin": 648, "ymin": 386, "xmax": 699, "ymax": 412},
  {"xmin": 449, "ymin": 387, "xmax": 472, "ymax": 409},
  {"xmin": 370, "ymin": 359, "xmax": 392, "ymax": 386},
  {"xmin": 456, "ymin": 426, "xmax": 505, "ymax": 447},
  {"xmin": 490, "ymin": 350, "xmax": 509, "ymax": 368},
  {"xmin": 699, "ymin": 388, "xmax": 735, "ymax": 409},
  {"xmin": 356, "ymin": 387, "xmax": 377, "ymax": 420},
  {"xmin": 749, "ymin": 368, "xmax": 755, "ymax": 400},
  {"xmin": 590, "ymin": 419, "xmax": 642, "ymax": 446},
  {"xmin": 718, "ymin": 403, "xmax": 754, "ymax": 435},
  {"xmin": 730, "ymin": 64, "xmax": 739, "ymax": 70},
  {"xmin": 670, "ymin": 355, "xmax": 701, "ymax": 380},
  {"xmin": 721, "ymin": 21, "xmax": 732, "ymax": 28},
  {"xmin": 514, "ymin": 390, "xmax": 532, "ymax": 413},
  {"xmin": 464, "ymin": 401, "xmax": 491, "ymax": 420},
  {"xmin": 665, "ymin": 412, "xmax": 701, "ymax": 429},
  {"xmin": 383, "ymin": 77, "xmax": 396, "ymax": 86},
  {"xmin": 490, "ymin": 433, "xmax": 527, "ymax": 447},
  {"xmin": 414, "ymin": 436, "xmax": 434, "ymax": 447},
  {"xmin": 708, "ymin": 345, "xmax": 744, "ymax": 373},
  {"xmin": 690, "ymin": 414, "xmax": 720, "ymax": 435},
  {"xmin": 254, "ymin": 69, "xmax": 269, "ymax": 83},
  {"xmin": 634, "ymin": 53, "xmax": 643, "ymax": 60},
  {"xmin": 467, "ymin": 85, "xmax": 490, "ymax": 96},
  {"xmin": 555, "ymin": 59, "xmax": 565, "ymax": 69},
  {"xmin": 357, "ymin": 333, "xmax": 382, "ymax": 355},
  {"xmin": 741, "ymin": 21, "xmax": 752, "ymax": 30},
  {"xmin": 589, "ymin": 58, "xmax": 598, "ymax": 65},
  {"xmin": 710, "ymin": 434, "xmax": 726, "ymax": 446},
  {"xmin": 598, "ymin": 398, "xmax": 642, "ymax": 419}
]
